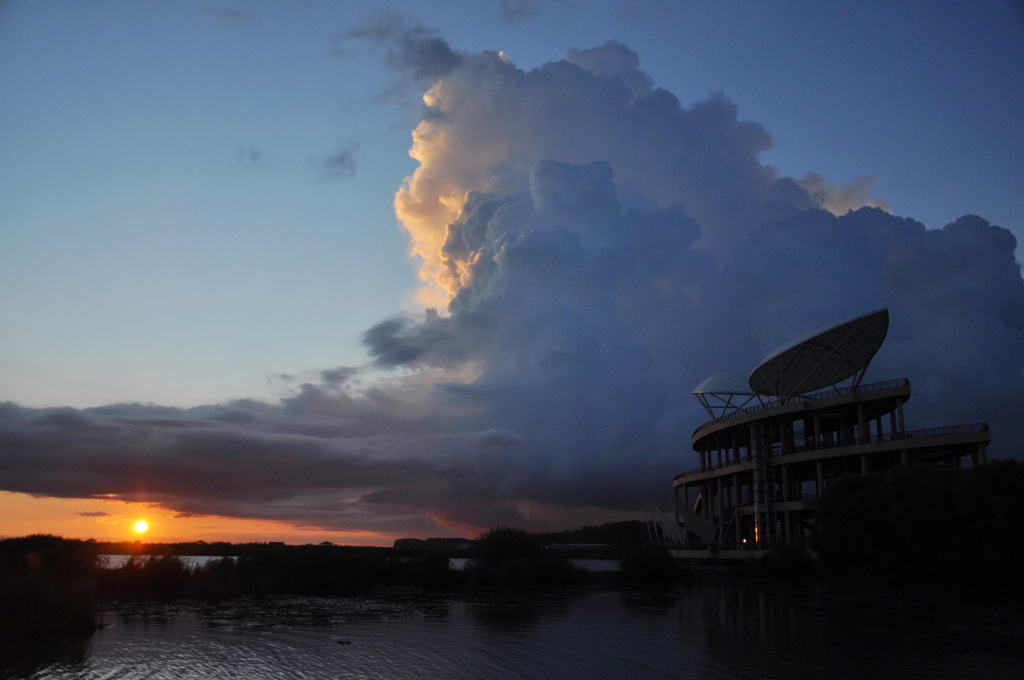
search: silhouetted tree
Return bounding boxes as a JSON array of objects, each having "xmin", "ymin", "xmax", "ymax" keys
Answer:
[
  {"xmin": 0, "ymin": 536, "xmax": 99, "ymax": 635},
  {"xmin": 811, "ymin": 460, "xmax": 1024, "ymax": 589},
  {"xmin": 466, "ymin": 527, "xmax": 587, "ymax": 587},
  {"xmin": 473, "ymin": 527, "xmax": 539, "ymax": 562}
]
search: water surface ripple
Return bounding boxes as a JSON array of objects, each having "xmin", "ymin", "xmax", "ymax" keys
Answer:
[{"xmin": 4, "ymin": 583, "xmax": 1023, "ymax": 679}]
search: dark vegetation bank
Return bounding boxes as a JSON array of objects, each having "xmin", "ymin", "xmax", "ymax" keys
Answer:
[{"xmin": 0, "ymin": 520, "xmax": 676, "ymax": 636}]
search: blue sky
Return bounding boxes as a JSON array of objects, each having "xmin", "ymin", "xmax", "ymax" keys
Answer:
[
  {"xmin": 1, "ymin": 1, "xmax": 1022, "ymax": 541},
  {"xmin": 3, "ymin": 1, "xmax": 1021, "ymax": 409}
]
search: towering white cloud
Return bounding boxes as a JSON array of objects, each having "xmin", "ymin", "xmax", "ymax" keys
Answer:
[
  {"xmin": 392, "ymin": 39, "xmax": 827, "ymax": 304},
  {"xmin": 1, "ymin": 35, "xmax": 1021, "ymax": 538}
]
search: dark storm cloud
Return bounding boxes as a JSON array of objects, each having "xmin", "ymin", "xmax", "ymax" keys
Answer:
[
  {"xmin": 362, "ymin": 311, "xmax": 469, "ymax": 368},
  {"xmin": 378, "ymin": 38, "xmax": 1024, "ymax": 529},
  {"xmin": 1, "ymin": 37, "xmax": 1021, "ymax": 538},
  {"xmin": 0, "ymin": 398, "xmax": 517, "ymax": 536},
  {"xmin": 308, "ymin": 141, "xmax": 361, "ymax": 181},
  {"xmin": 363, "ymin": 317, "xmax": 425, "ymax": 366}
]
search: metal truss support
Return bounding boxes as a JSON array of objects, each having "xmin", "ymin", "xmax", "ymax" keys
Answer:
[{"xmin": 643, "ymin": 498, "xmax": 687, "ymax": 546}]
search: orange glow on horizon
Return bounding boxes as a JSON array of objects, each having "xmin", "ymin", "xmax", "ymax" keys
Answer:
[{"xmin": 0, "ymin": 491, "xmax": 395, "ymax": 546}]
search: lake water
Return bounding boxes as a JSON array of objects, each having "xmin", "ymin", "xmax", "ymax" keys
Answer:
[
  {"xmin": 98, "ymin": 555, "xmax": 236, "ymax": 569},
  {"xmin": 101, "ymin": 557, "xmax": 617, "ymax": 572},
  {"xmin": 3, "ymin": 581, "xmax": 1023, "ymax": 679}
]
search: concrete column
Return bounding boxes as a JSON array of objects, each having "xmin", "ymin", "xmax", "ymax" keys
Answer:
[
  {"xmin": 840, "ymin": 413, "xmax": 852, "ymax": 446},
  {"xmin": 976, "ymin": 442, "xmax": 988, "ymax": 466},
  {"xmin": 782, "ymin": 464, "xmax": 791, "ymax": 502},
  {"xmin": 897, "ymin": 400, "xmax": 905, "ymax": 433},
  {"xmin": 857, "ymin": 403, "xmax": 868, "ymax": 444},
  {"xmin": 733, "ymin": 472, "xmax": 742, "ymax": 547},
  {"xmin": 900, "ymin": 449, "xmax": 909, "ymax": 466},
  {"xmin": 816, "ymin": 459, "xmax": 825, "ymax": 499},
  {"xmin": 784, "ymin": 509, "xmax": 792, "ymax": 544},
  {"xmin": 860, "ymin": 453, "xmax": 869, "ymax": 475},
  {"xmin": 813, "ymin": 413, "xmax": 821, "ymax": 449},
  {"xmin": 715, "ymin": 477, "xmax": 723, "ymax": 539}
]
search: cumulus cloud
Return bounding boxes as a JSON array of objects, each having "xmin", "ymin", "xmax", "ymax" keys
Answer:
[
  {"xmin": 386, "ymin": 39, "xmax": 823, "ymax": 303},
  {"xmin": 1, "ymin": 33, "xmax": 1022, "ymax": 539}
]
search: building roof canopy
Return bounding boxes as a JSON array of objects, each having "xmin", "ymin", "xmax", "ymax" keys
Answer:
[
  {"xmin": 748, "ymin": 309, "xmax": 889, "ymax": 398},
  {"xmin": 693, "ymin": 372, "xmax": 756, "ymax": 396}
]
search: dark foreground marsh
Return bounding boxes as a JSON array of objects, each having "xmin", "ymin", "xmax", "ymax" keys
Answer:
[
  {"xmin": 4, "ymin": 583, "xmax": 1023, "ymax": 680},
  {"xmin": 0, "ymin": 528, "xmax": 629, "ymax": 638}
]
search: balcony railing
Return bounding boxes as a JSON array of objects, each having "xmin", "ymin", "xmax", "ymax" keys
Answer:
[
  {"xmin": 674, "ymin": 422, "xmax": 988, "ymax": 481},
  {"xmin": 693, "ymin": 378, "xmax": 910, "ymax": 437}
]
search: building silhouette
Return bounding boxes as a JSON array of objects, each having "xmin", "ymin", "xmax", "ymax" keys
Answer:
[{"xmin": 673, "ymin": 309, "xmax": 990, "ymax": 551}]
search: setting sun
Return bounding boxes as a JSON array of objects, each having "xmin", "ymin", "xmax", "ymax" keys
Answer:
[{"xmin": 134, "ymin": 520, "xmax": 149, "ymax": 533}]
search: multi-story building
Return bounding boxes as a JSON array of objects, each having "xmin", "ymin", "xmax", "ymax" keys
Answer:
[{"xmin": 673, "ymin": 309, "xmax": 991, "ymax": 551}]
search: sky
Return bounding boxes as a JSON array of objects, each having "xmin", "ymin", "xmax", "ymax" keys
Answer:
[{"xmin": 1, "ymin": 0, "xmax": 1023, "ymax": 545}]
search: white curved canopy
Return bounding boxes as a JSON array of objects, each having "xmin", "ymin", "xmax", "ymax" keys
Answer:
[
  {"xmin": 692, "ymin": 372, "xmax": 760, "ymax": 419},
  {"xmin": 693, "ymin": 372, "xmax": 755, "ymax": 395},
  {"xmin": 748, "ymin": 309, "xmax": 889, "ymax": 398}
]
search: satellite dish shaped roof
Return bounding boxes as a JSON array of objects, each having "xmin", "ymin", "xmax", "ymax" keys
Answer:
[{"xmin": 748, "ymin": 309, "xmax": 889, "ymax": 398}]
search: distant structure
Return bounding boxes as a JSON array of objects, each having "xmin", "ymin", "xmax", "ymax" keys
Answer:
[{"xmin": 673, "ymin": 309, "xmax": 991, "ymax": 552}]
